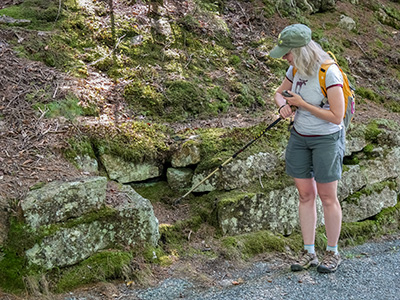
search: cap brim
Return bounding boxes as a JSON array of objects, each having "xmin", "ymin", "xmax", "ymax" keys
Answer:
[{"xmin": 269, "ymin": 45, "xmax": 291, "ymax": 58}]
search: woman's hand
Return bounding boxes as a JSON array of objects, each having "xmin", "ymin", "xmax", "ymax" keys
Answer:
[
  {"xmin": 278, "ymin": 104, "xmax": 294, "ymax": 119},
  {"xmin": 284, "ymin": 90, "xmax": 305, "ymax": 108}
]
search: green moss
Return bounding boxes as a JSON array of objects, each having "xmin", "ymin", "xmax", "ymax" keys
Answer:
[
  {"xmin": 158, "ymin": 216, "xmax": 206, "ymax": 257},
  {"xmin": 217, "ymin": 192, "xmax": 255, "ymax": 210},
  {"xmin": 63, "ymin": 135, "xmax": 96, "ymax": 164},
  {"xmin": 29, "ymin": 182, "xmax": 47, "ymax": 191},
  {"xmin": 340, "ymin": 220, "xmax": 379, "ymax": 246},
  {"xmin": 142, "ymin": 245, "xmax": 174, "ymax": 266},
  {"xmin": 0, "ymin": 250, "xmax": 27, "ymax": 293},
  {"xmin": 62, "ymin": 207, "xmax": 117, "ymax": 229},
  {"xmin": 356, "ymin": 87, "xmax": 385, "ymax": 104},
  {"xmin": 363, "ymin": 143, "xmax": 374, "ymax": 154},
  {"xmin": 377, "ymin": 4, "xmax": 400, "ymax": 29},
  {"xmin": 384, "ymin": 100, "xmax": 400, "ymax": 113},
  {"xmin": 206, "ymin": 86, "xmax": 231, "ymax": 114},
  {"xmin": 0, "ymin": 218, "xmax": 38, "ymax": 293},
  {"xmin": 340, "ymin": 201, "xmax": 400, "ymax": 247},
  {"xmin": 124, "ymin": 81, "xmax": 164, "ymax": 115},
  {"xmin": 228, "ymin": 55, "xmax": 241, "ymax": 66},
  {"xmin": 164, "ymin": 80, "xmax": 205, "ymax": 120},
  {"xmin": 343, "ymin": 155, "xmax": 360, "ymax": 165},
  {"xmin": 86, "ymin": 120, "xmax": 170, "ymax": 163},
  {"xmin": 221, "ymin": 230, "xmax": 300, "ymax": 259},
  {"xmin": 193, "ymin": 121, "xmax": 289, "ymax": 172},
  {"xmin": 365, "ymin": 119, "xmax": 400, "ymax": 143},
  {"xmin": 365, "ymin": 121, "xmax": 382, "ymax": 142},
  {"xmin": 197, "ymin": 0, "xmax": 226, "ymax": 13},
  {"xmin": 134, "ymin": 181, "xmax": 176, "ymax": 204},
  {"xmin": 0, "ymin": 0, "xmax": 71, "ymax": 30},
  {"xmin": 54, "ymin": 251, "xmax": 132, "ymax": 293},
  {"xmin": 254, "ymin": 165, "xmax": 293, "ymax": 193},
  {"xmin": 0, "ymin": 206, "xmax": 148, "ymax": 294},
  {"xmin": 32, "ymin": 94, "xmax": 94, "ymax": 120},
  {"xmin": 261, "ymin": 0, "xmax": 278, "ymax": 18}
]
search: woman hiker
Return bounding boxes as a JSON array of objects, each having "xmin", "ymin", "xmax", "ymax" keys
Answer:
[{"xmin": 270, "ymin": 24, "xmax": 345, "ymax": 273}]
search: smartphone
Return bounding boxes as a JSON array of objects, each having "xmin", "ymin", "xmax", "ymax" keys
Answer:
[{"xmin": 282, "ymin": 90, "xmax": 292, "ymax": 97}]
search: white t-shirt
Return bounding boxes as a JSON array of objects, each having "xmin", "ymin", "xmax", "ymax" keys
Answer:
[{"xmin": 286, "ymin": 64, "xmax": 344, "ymax": 135}]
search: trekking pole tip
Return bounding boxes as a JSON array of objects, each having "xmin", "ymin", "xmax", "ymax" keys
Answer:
[{"xmin": 173, "ymin": 196, "xmax": 183, "ymax": 206}]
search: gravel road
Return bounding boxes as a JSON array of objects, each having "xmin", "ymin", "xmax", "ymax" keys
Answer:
[{"xmin": 118, "ymin": 235, "xmax": 400, "ymax": 300}]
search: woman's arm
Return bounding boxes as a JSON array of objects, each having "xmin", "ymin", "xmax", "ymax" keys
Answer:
[
  {"xmin": 285, "ymin": 86, "xmax": 345, "ymax": 125},
  {"xmin": 274, "ymin": 78, "xmax": 294, "ymax": 119}
]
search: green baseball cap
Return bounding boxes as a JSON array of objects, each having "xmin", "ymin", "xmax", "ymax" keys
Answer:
[{"xmin": 269, "ymin": 24, "xmax": 312, "ymax": 58}]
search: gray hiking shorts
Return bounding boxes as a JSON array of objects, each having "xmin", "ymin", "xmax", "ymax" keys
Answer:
[{"xmin": 285, "ymin": 128, "xmax": 345, "ymax": 183}]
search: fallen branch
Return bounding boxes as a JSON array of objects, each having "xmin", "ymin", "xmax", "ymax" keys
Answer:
[
  {"xmin": 87, "ymin": 34, "xmax": 126, "ymax": 66},
  {"xmin": 354, "ymin": 40, "xmax": 368, "ymax": 56}
]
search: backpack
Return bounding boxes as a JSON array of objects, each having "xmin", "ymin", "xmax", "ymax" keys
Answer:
[{"xmin": 292, "ymin": 51, "xmax": 355, "ymax": 130}]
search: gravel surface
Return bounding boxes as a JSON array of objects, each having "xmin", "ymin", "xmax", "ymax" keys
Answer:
[{"xmin": 119, "ymin": 236, "xmax": 400, "ymax": 300}]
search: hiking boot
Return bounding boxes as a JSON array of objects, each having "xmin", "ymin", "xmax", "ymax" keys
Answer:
[
  {"xmin": 291, "ymin": 250, "xmax": 319, "ymax": 272},
  {"xmin": 317, "ymin": 250, "xmax": 342, "ymax": 273}
]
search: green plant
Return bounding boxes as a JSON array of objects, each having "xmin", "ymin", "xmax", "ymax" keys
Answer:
[
  {"xmin": 32, "ymin": 94, "xmax": 85, "ymax": 120},
  {"xmin": 356, "ymin": 87, "xmax": 384, "ymax": 103}
]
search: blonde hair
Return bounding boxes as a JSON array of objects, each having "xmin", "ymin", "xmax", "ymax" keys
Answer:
[{"xmin": 291, "ymin": 40, "xmax": 331, "ymax": 77}]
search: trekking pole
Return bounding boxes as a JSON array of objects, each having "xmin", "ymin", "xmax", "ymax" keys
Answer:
[{"xmin": 174, "ymin": 117, "xmax": 282, "ymax": 204}]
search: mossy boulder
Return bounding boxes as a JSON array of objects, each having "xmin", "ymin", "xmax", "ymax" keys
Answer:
[
  {"xmin": 19, "ymin": 179, "xmax": 159, "ymax": 270},
  {"xmin": 342, "ymin": 185, "xmax": 398, "ymax": 222},
  {"xmin": 171, "ymin": 142, "xmax": 201, "ymax": 168},
  {"xmin": 217, "ymin": 188, "xmax": 324, "ymax": 236},
  {"xmin": 73, "ymin": 154, "xmax": 99, "ymax": 173},
  {"xmin": 167, "ymin": 168, "xmax": 194, "ymax": 190},
  {"xmin": 21, "ymin": 177, "xmax": 107, "ymax": 228},
  {"xmin": 100, "ymin": 154, "xmax": 162, "ymax": 183},
  {"xmin": 191, "ymin": 152, "xmax": 279, "ymax": 192}
]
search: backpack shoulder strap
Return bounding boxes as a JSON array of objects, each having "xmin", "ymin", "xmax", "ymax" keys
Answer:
[
  {"xmin": 318, "ymin": 59, "xmax": 336, "ymax": 97},
  {"xmin": 292, "ymin": 67, "xmax": 297, "ymax": 78}
]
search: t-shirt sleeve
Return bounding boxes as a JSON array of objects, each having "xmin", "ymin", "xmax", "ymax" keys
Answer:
[
  {"xmin": 285, "ymin": 66, "xmax": 294, "ymax": 83},
  {"xmin": 325, "ymin": 64, "xmax": 343, "ymax": 90}
]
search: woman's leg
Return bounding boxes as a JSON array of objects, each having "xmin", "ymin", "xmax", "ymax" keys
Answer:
[
  {"xmin": 316, "ymin": 180, "xmax": 342, "ymax": 247},
  {"xmin": 294, "ymin": 178, "xmax": 317, "ymax": 245}
]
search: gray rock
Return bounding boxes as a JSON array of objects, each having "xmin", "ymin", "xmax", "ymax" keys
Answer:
[
  {"xmin": 0, "ymin": 15, "xmax": 31, "ymax": 24},
  {"xmin": 339, "ymin": 15, "xmax": 356, "ymax": 31},
  {"xmin": 171, "ymin": 143, "xmax": 201, "ymax": 168},
  {"xmin": 218, "ymin": 187, "xmax": 324, "ymax": 236},
  {"xmin": 342, "ymin": 186, "xmax": 398, "ymax": 222},
  {"xmin": 220, "ymin": 152, "xmax": 278, "ymax": 190},
  {"xmin": 21, "ymin": 177, "xmax": 107, "ymax": 228},
  {"xmin": 25, "ymin": 221, "xmax": 113, "ymax": 269},
  {"xmin": 101, "ymin": 154, "xmax": 161, "ymax": 183},
  {"xmin": 24, "ymin": 184, "xmax": 159, "ymax": 269},
  {"xmin": 74, "ymin": 154, "xmax": 98, "ymax": 173},
  {"xmin": 338, "ymin": 165, "xmax": 367, "ymax": 201},
  {"xmin": 191, "ymin": 152, "xmax": 278, "ymax": 192},
  {"xmin": 360, "ymin": 147, "xmax": 400, "ymax": 185},
  {"xmin": 167, "ymin": 168, "xmax": 194, "ymax": 190},
  {"xmin": 111, "ymin": 184, "xmax": 159, "ymax": 247},
  {"xmin": 275, "ymin": 0, "xmax": 336, "ymax": 14}
]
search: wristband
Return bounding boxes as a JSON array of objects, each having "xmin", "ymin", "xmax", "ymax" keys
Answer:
[{"xmin": 278, "ymin": 104, "xmax": 286, "ymax": 114}]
